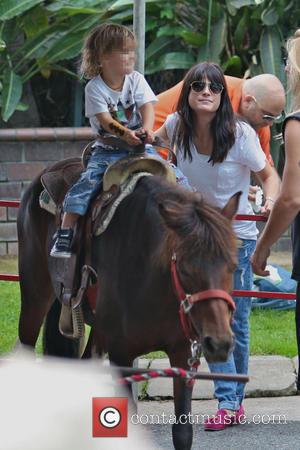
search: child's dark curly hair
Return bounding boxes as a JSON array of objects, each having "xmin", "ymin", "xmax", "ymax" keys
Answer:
[{"xmin": 80, "ymin": 23, "xmax": 136, "ymax": 79}]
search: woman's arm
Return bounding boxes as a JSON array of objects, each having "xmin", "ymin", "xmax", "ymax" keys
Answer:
[
  {"xmin": 154, "ymin": 123, "xmax": 170, "ymax": 145},
  {"xmin": 252, "ymin": 119, "xmax": 300, "ymax": 274}
]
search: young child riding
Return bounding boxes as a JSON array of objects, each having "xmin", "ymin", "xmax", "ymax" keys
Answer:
[{"xmin": 51, "ymin": 23, "xmax": 189, "ymax": 258}]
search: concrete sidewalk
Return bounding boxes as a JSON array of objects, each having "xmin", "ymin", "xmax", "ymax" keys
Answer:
[{"xmin": 137, "ymin": 356, "xmax": 299, "ymax": 399}]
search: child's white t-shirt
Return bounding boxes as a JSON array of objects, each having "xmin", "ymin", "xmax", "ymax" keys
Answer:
[
  {"xmin": 165, "ymin": 113, "xmax": 266, "ymax": 240},
  {"xmin": 85, "ymin": 71, "xmax": 157, "ymax": 136}
]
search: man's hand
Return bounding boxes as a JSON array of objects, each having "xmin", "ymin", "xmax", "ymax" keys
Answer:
[{"xmin": 251, "ymin": 242, "xmax": 271, "ymax": 276}]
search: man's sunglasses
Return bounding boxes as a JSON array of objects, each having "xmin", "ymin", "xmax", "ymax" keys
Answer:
[
  {"xmin": 190, "ymin": 80, "xmax": 224, "ymax": 94},
  {"xmin": 262, "ymin": 113, "xmax": 283, "ymax": 123},
  {"xmin": 251, "ymin": 96, "xmax": 283, "ymax": 123}
]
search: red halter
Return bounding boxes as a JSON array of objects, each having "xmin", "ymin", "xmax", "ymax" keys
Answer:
[{"xmin": 170, "ymin": 253, "xmax": 236, "ymax": 340}]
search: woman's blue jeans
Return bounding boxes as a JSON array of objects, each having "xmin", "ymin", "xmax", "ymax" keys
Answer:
[
  {"xmin": 208, "ymin": 239, "xmax": 256, "ymax": 411},
  {"xmin": 63, "ymin": 145, "xmax": 191, "ymax": 215}
]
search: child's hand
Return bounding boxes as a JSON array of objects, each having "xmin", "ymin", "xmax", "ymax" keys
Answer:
[{"xmin": 123, "ymin": 129, "xmax": 143, "ymax": 146}]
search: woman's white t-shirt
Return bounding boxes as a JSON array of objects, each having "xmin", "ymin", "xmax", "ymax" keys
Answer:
[{"xmin": 165, "ymin": 113, "xmax": 266, "ymax": 240}]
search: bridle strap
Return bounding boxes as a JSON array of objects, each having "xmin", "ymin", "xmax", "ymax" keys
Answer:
[
  {"xmin": 171, "ymin": 254, "xmax": 235, "ymax": 340},
  {"xmin": 189, "ymin": 289, "xmax": 236, "ymax": 311},
  {"xmin": 171, "ymin": 254, "xmax": 186, "ymax": 301}
]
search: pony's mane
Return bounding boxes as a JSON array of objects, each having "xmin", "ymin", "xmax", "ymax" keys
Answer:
[{"xmin": 139, "ymin": 176, "xmax": 237, "ymax": 270}]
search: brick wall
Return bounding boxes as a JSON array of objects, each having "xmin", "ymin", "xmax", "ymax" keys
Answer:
[{"xmin": 0, "ymin": 128, "xmax": 92, "ymax": 255}]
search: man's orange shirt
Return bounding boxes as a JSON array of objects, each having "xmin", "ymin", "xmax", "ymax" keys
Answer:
[{"xmin": 154, "ymin": 77, "xmax": 272, "ymax": 165}]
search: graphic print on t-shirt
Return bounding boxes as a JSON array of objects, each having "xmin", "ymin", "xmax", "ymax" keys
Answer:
[{"xmin": 106, "ymin": 90, "xmax": 141, "ymax": 133}]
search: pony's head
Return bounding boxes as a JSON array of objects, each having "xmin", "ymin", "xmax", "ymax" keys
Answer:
[{"xmin": 159, "ymin": 188, "xmax": 240, "ymax": 363}]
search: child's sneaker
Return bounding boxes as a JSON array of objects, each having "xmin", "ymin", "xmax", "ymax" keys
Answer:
[{"xmin": 50, "ymin": 228, "xmax": 73, "ymax": 258}]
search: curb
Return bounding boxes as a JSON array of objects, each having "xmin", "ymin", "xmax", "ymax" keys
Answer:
[{"xmin": 138, "ymin": 356, "xmax": 298, "ymax": 400}]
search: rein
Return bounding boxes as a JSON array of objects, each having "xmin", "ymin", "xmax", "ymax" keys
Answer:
[{"xmin": 171, "ymin": 253, "xmax": 236, "ymax": 341}]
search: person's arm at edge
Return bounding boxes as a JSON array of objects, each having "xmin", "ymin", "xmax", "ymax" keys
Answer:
[{"xmin": 252, "ymin": 119, "xmax": 300, "ymax": 274}]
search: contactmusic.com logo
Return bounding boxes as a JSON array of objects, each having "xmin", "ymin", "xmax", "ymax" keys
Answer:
[{"xmin": 92, "ymin": 397, "xmax": 128, "ymax": 437}]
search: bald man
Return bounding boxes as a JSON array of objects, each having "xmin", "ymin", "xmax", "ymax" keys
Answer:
[{"xmin": 154, "ymin": 73, "xmax": 286, "ymax": 165}]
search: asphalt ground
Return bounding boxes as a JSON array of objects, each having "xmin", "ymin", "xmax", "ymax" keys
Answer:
[{"xmin": 137, "ymin": 397, "xmax": 300, "ymax": 450}]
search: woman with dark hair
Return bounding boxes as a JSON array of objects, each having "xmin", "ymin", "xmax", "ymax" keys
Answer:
[{"xmin": 155, "ymin": 62, "xmax": 280, "ymax": 430}]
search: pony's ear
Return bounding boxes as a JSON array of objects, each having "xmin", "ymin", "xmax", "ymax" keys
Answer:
[
  {"xmin": 158, "ymin": 200, "xmax": 178, "ymax": 229},
  {"xmin": 221, "ymin": 192, "xmax": 242, "ymax": 221}
]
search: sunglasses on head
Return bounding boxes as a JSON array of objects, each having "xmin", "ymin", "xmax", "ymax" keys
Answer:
[{"xmin": 190, "ymin": 80, "xmax": 224, "ymax": 94}]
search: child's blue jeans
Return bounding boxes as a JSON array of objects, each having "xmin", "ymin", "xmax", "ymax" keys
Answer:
[{"xmin": 63, "ymin": 145, "xmax": 191, "ymax": 215}]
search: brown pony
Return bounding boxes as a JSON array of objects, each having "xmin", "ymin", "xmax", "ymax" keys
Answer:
[{"xmin": 17, "ymin": 170, "xmax": 239, "ymax": 450}]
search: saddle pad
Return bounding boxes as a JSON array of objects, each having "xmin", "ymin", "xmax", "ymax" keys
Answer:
[{"xmin": 94, "ymin": 172, "xmax": 152, "ymax": 236}]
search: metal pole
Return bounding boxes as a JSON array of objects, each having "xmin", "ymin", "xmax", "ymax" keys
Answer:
[
  {"xmin": 133, "ymin": 0, "xmax": 146, "ymax": 74},
  {"xmin": 132, "ymin": 0, "xmax": 146, "ymax": 403}
]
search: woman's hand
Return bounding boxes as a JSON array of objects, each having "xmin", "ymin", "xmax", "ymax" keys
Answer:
[
  {"xmin": 136, "ymin": 128, "xmax": 155, "ymax": 144},
  {"xmin": 251, "ymin": 241, "xmax": 271, "ymax": 276}
]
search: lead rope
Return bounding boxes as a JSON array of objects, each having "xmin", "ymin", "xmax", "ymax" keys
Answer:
[{"xmin": 186, "ymin": 340, "xmax": 202, "ymax": 387}]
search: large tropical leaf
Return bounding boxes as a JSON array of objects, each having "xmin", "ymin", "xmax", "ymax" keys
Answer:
[
  {"xmin": 145, "ymin": 52, "xmax": 195, "ymax": 74},
  {"xmin": 1, "ymin": 69, "xmax": 22, "ymax": 122},
  {"xmin": 259, "ymin": 27, "xmax": 284, "ymax": 83},
  {"xmin": 229, "ymin": 0, "xmax": 262, "ymax": 7},
  {"xmin": 198, "ymin": 15, "xmax": 227, "ymax": 63},
  {"xmin": 0, "ymin": 97, "xmax": 28, "ymax": 111},
  {"xmin": 222, "ymin": 55, "xmax": 242, "ymax": 76},
  {"xmin": 209, "ymin": 15, "xmax": 227, "ymax": 62},
  {"xmin": 261, "ymin": 7, "xmax": 279, "ymax": 26},
  {"xmin": 145, "ymin": 35, "xmax": 177, "ymax": 62},
  {"xmin": 233, "ymin": 8, "xmax": 249, "ymax": 49},
  {"xmin": 21, "ymin": 5, "xmax": 49, "ymax": 38},
  {"xmin": 45, "ymin": 6, "xmax": 106, "ymax": 16},
  {"xmin": 46, "ymin": 0, "xmax": 106, "ymax": 11},
  {"xmin": 180, "ymin": 31, "xmax": 206, "ymax": 47},
  {"xmin": 14, "ymin": 29, "xmax": 67, "ymax": 70},
  {"xmin": 45, "ymin": 34, "xmax": 86, "ymax": 63},
  {"xmin": 14, "ymin": 15, "xmax": 99, "ymax": 71},
  {"xmin": 0, "ymin": 0, "xmax": 43, "ymax": 21}
]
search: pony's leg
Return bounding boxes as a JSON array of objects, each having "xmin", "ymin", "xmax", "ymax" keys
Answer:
[
  {"xmin": 17, "ymin": 193, "xmax": 54, "ymax": 349},
  {"xmin": 168, "ymin": 350, "xmax": 193, "ymax": 450},
  {"xmin": 18, "ymin": 273, "xmax": 54, "ymax": 348}
]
